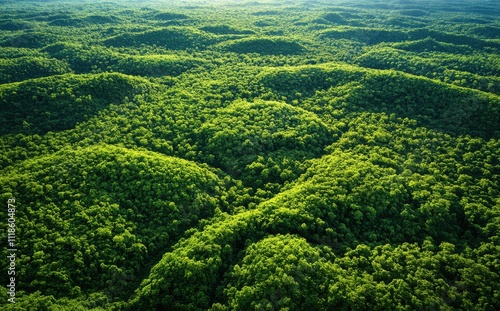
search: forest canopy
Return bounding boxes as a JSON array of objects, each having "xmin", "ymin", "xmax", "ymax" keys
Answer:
[{"xmin": 0, "ymin": 0, "xmax": 499, "ymax": 310}]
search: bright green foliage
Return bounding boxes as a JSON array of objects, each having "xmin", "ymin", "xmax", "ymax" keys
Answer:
[
  {"xmin": 0, "ymin": 73, "xmax": 156, "ymax": 135},
  {"xmin": 152, "ymin": 12, "xmax": 190, "ymax": 21},
  {"xmin": 0, "ymin": 0, "xmax": 499, "ymax": 310},
  {"xmin": 0, "ymin": 56, "xmax": 71, "ymax": 84},
  {"xmin": 130, "ymin": 127, "xmax": 500, "ymax": 309},
  {"xmin": 324, "ymin": 242, "xmax": 500, "ymax": 311},
  {"xmin": 355, "ymin": 46, "xmax": 500, "ymax": 94},
  {"xmin": 48, "ymin": 15, "xmax": 121, "ymax": 28},
  {"xmin": 0, "ymin": 32, "xmax": 57, "ymax": 48},
  {"xmin": 319, "ymin": 27, "xmax": 409, "ymax": 45},
  {"xmin": 42, "ymin": 42, "xmax": 203, "ymax": 76},
  {"xmin": 200, "ymin": 25, "xmax": 255, "ymax": 35},
  {"xmin": 41, "ymin": 42, "xmax": 124, "ymax": 74},
  {"xmin": 103, "ymin": 27, "xmax": 215, "ymax": 50},
  {"xmin": 111, "ymin": 54, "xmax": 205, "ymax": 77},
  {"xmin": 222, "ymin": 235, "xmax": 332, "ymax": 310},
  {"xmin": 351, "ymin": 72, "xmax": 500, "ymax": 138},
  {"xmin": 257, "ymin": 64, "xmax": 366, "ymax": 99},
  {"xmin": 198, "ymin": 100, "xmax": 333, "ymax": 190},
  {"xmin": 218, "ymin": 37, "xmax": 305, "ymax": 55},
  {"xmin": 0, "ymin": 145, "xmax": 227, "ymax": 300}
]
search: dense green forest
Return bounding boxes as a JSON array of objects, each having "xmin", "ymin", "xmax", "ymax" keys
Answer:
[{"xmin": 1, "ymin": 0, "xmax": 499, "ymax": 309}]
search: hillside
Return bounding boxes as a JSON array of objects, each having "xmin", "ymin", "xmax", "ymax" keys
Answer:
[{"xmin": 0, "ymin": 0, "xmax": 499, "ymax": 310}]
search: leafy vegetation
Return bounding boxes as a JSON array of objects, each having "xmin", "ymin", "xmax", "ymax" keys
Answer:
[
  {"xmin": 218, "ymin": 37, "xmax": 305, "ymax": 55},
  {"xmin": 0, "ymin": 73, "xmax": 156, "ymax": 135},
  {"xmin": 1, "ymin": 145, "xmax": 228, "ymax": 299},
  {"xmin": 103, "ymin": 27, "xmax": 215, "ymax": 50},
  {"xmin": 0, "ymin": 0, "xmax": 499, "ymax": 310}
]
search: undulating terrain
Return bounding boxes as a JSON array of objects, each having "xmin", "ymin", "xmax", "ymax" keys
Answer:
[{"xmin": 1, "ymin": 0, "xmax": 499, "ymax": 310}]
